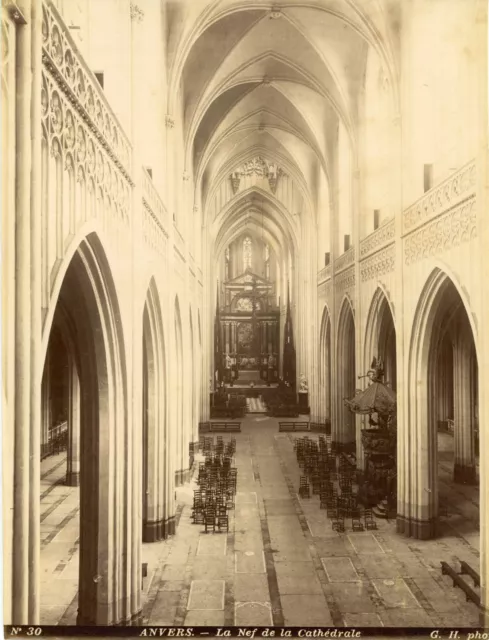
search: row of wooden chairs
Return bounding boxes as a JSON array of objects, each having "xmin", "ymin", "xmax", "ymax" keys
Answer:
[
  {"xmin": 294, "ymin": 435, "xmax": 379, "ymax": 533},
  {"xmin": 192, "ymin": 504, "xmax": 230, "ymax": 532}
]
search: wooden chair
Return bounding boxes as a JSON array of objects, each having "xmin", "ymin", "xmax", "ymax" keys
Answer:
[
  {"xmin": 364, "ymin": 508, "xmax": 377, "ymax": 530},
  {"xmin": 332, "ymin": 511, "xmax": 345, "ymax": 532},
  {"xmin": 299, "ymin": 476, "xmax": 310, "ymax": 498},
  {"xmin": 351, "ymin": 509, "xmax": 364, "ymax": 532},
  {"xmin": 217, "ymin": 506, "xmax": 229, "ymax": 532},
  {"xmin": 204, "ymin": 508, "xmax": 216, "ymax": 533}
]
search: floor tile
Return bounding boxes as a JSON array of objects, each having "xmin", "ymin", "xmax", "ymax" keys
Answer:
[
  {"xmin": 372, "ymin": 578, "xmax": 421, "ymax": 608},
  {"xmin": 330, "ymin": 582, "xmax": 376, "ymax": 613},
  {"xmin": 234, "ymin": 574, "xmax": 270, "ymax": 602},
  {"xmin": 187, "ymin": 579, "xmax": 225, "ymax": 610},
  {"xmin": 235, "ymin": 550, "xmax": 266, "ymax": 574},
  {"xmin": 235, "ymin": 602, "xmax": 273, "ymax": 626},
  {"xmin": 321, "ymin": 557, "xmax": 360, "ymax": 582},
  {"xmin": 281, "ymin": 595, "xmax": 333, "ymax": 626},
  {"xmin": 347, "ymin": 533, "xmax": 385, "ymax": 554},
  {"xmin": 276, "ymin": 573, "xmax": 323, "ymax": 595},
  {"xmin": 343, "ymin": 612, "xmax": 382, "ymax": 627},
  {"xmin": 184, "ymin": 610, "xmax": 225, "ymax": 625}
]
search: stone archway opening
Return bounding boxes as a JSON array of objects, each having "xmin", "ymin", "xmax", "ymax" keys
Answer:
[
  {"xmin": 39, "ymin": 235, "xmax": 129, "ymax": 625},
  {"xmin": 400, "ymin": 270, "xmax": 479, "ymax": 546},
  {"xmin": 429, "ymin": 283, "xmax": 479, "ymax": 538},
  {"xmin": 336, "ymin": 299, "xmax": 356, "ymax": 451},
  {"xmin": 142, "ymin": 289, "xmax": 167, "ymax": 542}
]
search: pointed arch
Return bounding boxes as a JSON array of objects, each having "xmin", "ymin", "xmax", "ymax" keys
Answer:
[
  {"xmin": 39, "ymin": 232, "xmax": 129, "ymax": 624},
  {"xmin": 400, "ymin": 267, "xmax": 479, "ymax": 540},
  {"xmin": 335, "ymin": 295, "xmax": 356, "ymax": 447},
  {"xmin": 319, "ymin": 303, "xmax": 332, "ymax": 424},
  {"xmin": 364, "ymin": 286, "xmax": 396, "ymax": 391},
  {"xmin": 142, "ymin": 277, "xmax": 168, "ymax": 541}
]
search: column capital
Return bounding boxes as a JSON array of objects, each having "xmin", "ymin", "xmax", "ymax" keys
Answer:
[
  {"xmin": 165, "ymin": 115, "xmax": 175, "ymax": 129},
  {"xmin": 130, "ymin": 3, "xmax": 144, "ymax": 22}
]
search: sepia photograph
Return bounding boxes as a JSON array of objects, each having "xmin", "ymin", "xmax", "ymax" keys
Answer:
[{"xmin": 1, "ymin": 0, "xmax": 488, "ymax": 636}]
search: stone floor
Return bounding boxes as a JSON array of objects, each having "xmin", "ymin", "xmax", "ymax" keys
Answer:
[{"xmin": 39, "ymin": 419, "xmax": 480, "ymax": 627}]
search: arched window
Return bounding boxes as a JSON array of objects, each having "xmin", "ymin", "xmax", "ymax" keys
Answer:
[{"xmin": 243, "ymin": 236, "xmax": 253, "ymax": 271}]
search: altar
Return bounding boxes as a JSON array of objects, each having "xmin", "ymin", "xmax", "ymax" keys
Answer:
[{"xmin": 216, "ymin": 267, "xmax": 280, "ymax": 385}]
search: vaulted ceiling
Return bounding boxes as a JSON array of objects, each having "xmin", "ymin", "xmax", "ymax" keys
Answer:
[{"xmin": 168, "ymin": 0, "xmax": 400, "ymax": 266}]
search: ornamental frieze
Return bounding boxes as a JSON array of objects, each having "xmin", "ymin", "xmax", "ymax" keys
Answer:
[
  {"xmin": 360, "ymin": 218, "xmax": 395, "ymax": 258},
  {"xmin": 318, "ymin": 280, "xmax": 332, "ymax": 300},
  {"xmin": 403, "ymin": 160, "xmax": 476, "ymax": 235},
  {"xmin": 360, "ymin": 245, "xmax": 395, "ymax": 282},
  {"xmin": 334, "ymin": 266, "xmax": 355, "ymax": 296},
  {"xmin": 404, "ymin": 197, "xmax": 477, "ymax": 266}
]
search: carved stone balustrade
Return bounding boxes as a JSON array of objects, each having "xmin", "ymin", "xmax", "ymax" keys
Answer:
[
  {"xmin": 42, "ymin": 2, "xmax": 132, "ymax": 178},
  {"xmin": 318, "ymin": 264, "xmax": 331, "ymax": 285},
  {"xmin": 360, "ymin": 218, "xmax": 395, "ymax": 259},
  {"xmin": 142, "ymin": 168, "xmax": 169, "ymax": 256},
  {"xmin": 40, "ymin": 1, "xmax": 133, "ymax": 317},
  {"xmin": 334, "ymin": 246, "xmax": 355, "ymax": 274},
  {"xmin": 403, "ymin": 160, "xmax": 476, "ymax": 236},
  {"xmin": 173, "ymin": 224, "xmax": 186, "ymax": 262}
]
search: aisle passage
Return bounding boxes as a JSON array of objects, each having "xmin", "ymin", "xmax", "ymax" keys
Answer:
[
  {"xmin": 38, "ymin": 418, "xmax": 480, "ymax": 626},
  {"xmin": 143, "ymin": 418, "xmax": 480, "ymax": 627}
]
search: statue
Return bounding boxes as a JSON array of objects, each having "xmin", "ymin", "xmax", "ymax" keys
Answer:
[
  {"xmin": 299, "ymin": 373, "xmax": 308, "ymax": 393},
  {"xmin": 225, "ymin": 353, "xmax": 232, "ymax": 369}
]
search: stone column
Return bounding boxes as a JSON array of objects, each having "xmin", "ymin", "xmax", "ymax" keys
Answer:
[
  {"xmin": 324, "ymin": 333, "xmax": 331, "ymax": 423},
  {"xmin": 475, "ymin": 0, "xmax": 489, "ymax": 621},
  {"xmin": 41, "ymin": 350, "xmax": 51, "ymax": 455},
  {"xmin": 436, "ymin": 338, "xmax": 453, "ymax": 427},
  {"xmin": 29, "ymin": 0, "xmax": 43, "ymax": 619},
  {"xmin": 129, "ymin": 0, "xmax": 145, "ymax": 622},
  {"xmin": 66, "ymin": 356, "xmax": 81, "ymax": 486},
  {"xmin": 225, "ymin": 321, "xmax": 229, "ymax": 353},
  {"xmin": 351, "ymin": 169, "xmax": 363, "ymax": 462},
  {"xmin": 12, "ymin": 0, "xmax": 33, "ymax": 624},
  {"xmin": 452, "ymin": 328, "xmax": 476, "ymax": 485}
]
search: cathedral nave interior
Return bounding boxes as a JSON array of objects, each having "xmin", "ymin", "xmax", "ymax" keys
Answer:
[{"xmin": 1, "ymin": 0, "xmax": 488, "ymax": 629}]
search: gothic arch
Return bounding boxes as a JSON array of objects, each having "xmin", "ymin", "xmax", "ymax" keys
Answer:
[
  {"xmin": 39, "ymin": 232, "xmax": 129, "ymax": 624},
  {"xmin": 142, "ymin": 278, "xmax": 168, "ymax": 542},
  {"xmin": 335, "ymin": 296, "xmax": 356, "ymax": 446},
  {"xmin": 401, "ymin": 267, "xmax": 479, "ymax": 539},
  {"xmin": 319, "ymin": 304, "xmax": 332, "ymax": 423},
  {"xmin": 364, "ymin": 286, "xmax": 397, "ymax": 390}
]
